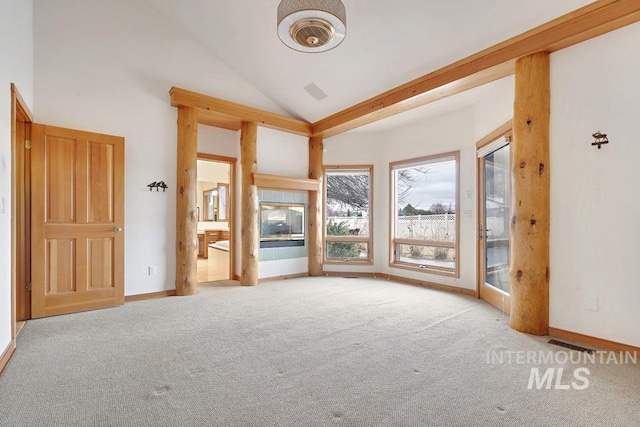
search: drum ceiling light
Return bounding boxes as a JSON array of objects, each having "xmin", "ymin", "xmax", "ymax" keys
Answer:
[{"xmin": 277, "ymin": 0, "xmax": 347, "ymax": 53}]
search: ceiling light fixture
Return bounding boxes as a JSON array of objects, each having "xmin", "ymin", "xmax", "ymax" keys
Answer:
[{"xmin": 277, "ymin": 0, "xmax": 346, "ymax": 53}]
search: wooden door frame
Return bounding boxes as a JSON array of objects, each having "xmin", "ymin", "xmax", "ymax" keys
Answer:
[
  {"xmin": 197, "ymin": 153, "xmax": 237, "ymax": 280},
  {"xmin": 476, "ymin": 121, "xmax": 512, "ymax": 313},
  {"xmin": 11, "ymin": 83, "xmax": 33, "ymax": 342}
]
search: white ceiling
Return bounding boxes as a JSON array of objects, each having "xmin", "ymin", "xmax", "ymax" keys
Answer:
[{"xmin": 145, "ymin": 0, "xmax": 594, "ymax": 124}]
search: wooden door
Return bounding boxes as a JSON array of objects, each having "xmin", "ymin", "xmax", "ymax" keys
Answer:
[{"xmin": 31, "ymin": 124, "xmax": 125, "ymax": 318}]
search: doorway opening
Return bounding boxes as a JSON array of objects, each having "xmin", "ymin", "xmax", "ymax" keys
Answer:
[
  {"xmin": 11, "ymin": 84, "xmax": 33, "ymax": 339},
  {"xmin": 196, "ymin": 154, "xmax": 236, "ymax": 283},
  {"xmin": 477, "ymin": 124, "xmax": 512, "ymax": 314}
]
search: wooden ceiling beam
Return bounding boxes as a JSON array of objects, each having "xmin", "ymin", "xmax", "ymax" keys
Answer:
[
  {"xmin": 317, "ymin": 61, "xmax": 515, "ymax": 138},
  {"xmin": 170, "ymin": 87, "xmax": 312, "ymax": 136},
  {"xmin": 196, "ymin": 109, "xmax": 242, "ymax": 131},
  {"xmin": 311, "ymin": 0, "xmax": 640, "ymax": 137}
]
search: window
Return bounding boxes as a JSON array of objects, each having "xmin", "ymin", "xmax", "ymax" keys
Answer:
[
  {"xmin": 324, "ymin": 166, "xmax": 373, "ymax": 263},
  {"xmin": 390, "ymin": 152, "xmax": 459, "ymax": 276}
]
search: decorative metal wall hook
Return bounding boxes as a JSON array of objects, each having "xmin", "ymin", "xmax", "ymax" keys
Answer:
[
  {"xmin": 147, "ymin": 181, "xmax": 168, "ymax": 192},
  {"xmin": 592, "ymin": 131, "xmax": 609, "ymax": 149}
]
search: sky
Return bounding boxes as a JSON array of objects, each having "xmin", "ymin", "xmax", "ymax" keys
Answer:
[{"xmin": 397, "ymin": 161, "xmax": 456, "ymax": 211}]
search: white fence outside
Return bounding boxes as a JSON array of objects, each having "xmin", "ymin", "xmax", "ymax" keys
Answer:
[
  {"xmin": 326, "ymin": 213, "xmax": 512, "ymax": 241},
  {"xmin": 395, "ymin": 214, "xmax": 456, "ymax": 240},
  {"xmin": 327, "ymin": 214, "xmax": 456, "ymax": 240}
]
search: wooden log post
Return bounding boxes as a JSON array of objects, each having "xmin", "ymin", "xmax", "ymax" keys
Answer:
[
  {"xmin": 308, "ymin": 136, "xmax": 324, "ymax": 276},
  {"xmin": 240, "ymin": 121, "xmax": 259, "ymax": 286},
  {"xmin": 176, "ymin": 106, "xmax": 198, "ymax": 296},
  {"xmin": 510, "ymin": 52, "xmax": 550, "ymax": 335}
]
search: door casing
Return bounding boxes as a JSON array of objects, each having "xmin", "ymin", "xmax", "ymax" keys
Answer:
[
  {"xmin": 11, "ymin": 84, "xmax": 33, "ymax": 340},
  {"xmin": 197, "ymin": 152, "xmax": 237, "ymax": 281}
]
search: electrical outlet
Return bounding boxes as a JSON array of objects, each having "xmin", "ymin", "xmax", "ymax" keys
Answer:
[
  {"xmin": 437, "ymin": 277, "xmax": 445, "ymax": 283},
  {"xmin": 148, "ymin": 266, "xmax": 157, "ymax": 276},
  {"xmin": 0, "ymin": 196, "xmax": 5, "ymax": 214},
  {"xmin": 585, "ymin": 296, "xmax": 598, "ymax": 312}
]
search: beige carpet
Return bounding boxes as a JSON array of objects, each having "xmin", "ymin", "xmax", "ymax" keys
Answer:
[{"xmin": 0, "ymin": 277, "xmax": 638, "ymax": 426}]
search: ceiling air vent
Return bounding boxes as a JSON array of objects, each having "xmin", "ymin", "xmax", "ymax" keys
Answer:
[{"xmin": 304, "ymin": 82, "xmax": 328, "ymax": 101}]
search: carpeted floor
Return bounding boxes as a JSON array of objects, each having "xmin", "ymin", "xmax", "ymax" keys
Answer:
[{"xmin": 0, "ymin": 277, "xmax": 638, "ymax": 426}]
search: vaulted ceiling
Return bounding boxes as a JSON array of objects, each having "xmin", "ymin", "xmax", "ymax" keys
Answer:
[{"xmin": 145, "ymin": 0, "xmax": 594, "ymax": 123}]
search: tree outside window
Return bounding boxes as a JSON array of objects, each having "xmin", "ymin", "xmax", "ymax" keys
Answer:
[{"xmin": 324, "ymin": 166, "xmax": 373, "ymax": 263}]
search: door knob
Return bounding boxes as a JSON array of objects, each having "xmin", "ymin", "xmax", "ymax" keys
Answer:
[{"xmin": 113, "ymin": 227, "xmax": 123, "ymax": 233}]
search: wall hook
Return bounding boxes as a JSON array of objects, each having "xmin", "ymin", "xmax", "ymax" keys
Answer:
[
  {"xmin": 148, "ymin": 181, "xmax": 168, "ymax": 192},
  {"xmin": 592, "ymin": 131, "xmax": 609, "ymax": 149}
]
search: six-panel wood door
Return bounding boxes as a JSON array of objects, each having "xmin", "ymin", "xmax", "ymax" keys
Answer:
[{"xmin": 31, "ymin": 124, "xmax": 125, "ymax": 318}]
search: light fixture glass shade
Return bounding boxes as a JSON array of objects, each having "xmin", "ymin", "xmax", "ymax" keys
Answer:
[{"xmin": 277, "ymin": 0, "xmax": 346, "ymax": 53}]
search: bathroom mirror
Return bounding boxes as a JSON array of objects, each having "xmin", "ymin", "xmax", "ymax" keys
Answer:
[
  {"xmin": 203, "ymin": 188, "xmax": 218, "ymax": 221},
  {"xmin": 217, "ymin": 184, "xmax": 229, "ymax": 222}
]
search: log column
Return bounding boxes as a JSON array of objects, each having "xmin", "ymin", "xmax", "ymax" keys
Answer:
[
  {"xmin": 176, "ymin": 106, "xmax": 198, "ymax": 296},
  {"xmin": 510, "ymin": 52, "xmax": 550, "ymax": 335},
  {"xmin": 308, "ymin": 136, "xmax": 324, "ymax": 276},
  {"xmin": 240, "ymin": 121, "xmax": 259, "ymax": 286}
]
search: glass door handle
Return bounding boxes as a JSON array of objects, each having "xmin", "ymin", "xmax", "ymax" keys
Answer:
[{"xmin": 479, "ymin": 225, "xmax": 492, "ymax": 240}]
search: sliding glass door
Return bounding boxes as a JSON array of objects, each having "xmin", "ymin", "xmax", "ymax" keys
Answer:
[{"xmin": 478, "ymin": 138, "xmax": 511, "ymax": 313}]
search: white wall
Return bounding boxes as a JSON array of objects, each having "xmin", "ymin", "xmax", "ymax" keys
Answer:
[
  {"xmin": 256, "ymin": 126, "xmax": 309, "ymax": 278},
  {"xmin": 33, "ymin": 0, "xmax": 283, "ymax": 296},
  {"xmin": 257, "ymin": 127, "xmax": 309, "ymax": 178},
  {"xmin": 473, "ymin": 76, "xmax": 514, "ymax": 141},
  {"xmin": 198, "ymin": 125, "xmax": 312, "ymax": 280},
  {"xmin": 0, "ymin": 0, "xmax": 33, "ymax": 356},
  {"xmin": 550, "ymin": 22, "xmax": 640, "ymax": 347},
  {"xmin": 324, "ymin": 108, "xmax": 479, "ymax": 292},
  {"xmin": 324, "ymin": 132, "xmax": 384, "ymax": 276},
  {"xmin": 378, "ymin": 109, "xmax": 477, "ymax": 290},
  {"xmin": 198, "ymin": 125, "xmax": 240, "ymax": 160}
]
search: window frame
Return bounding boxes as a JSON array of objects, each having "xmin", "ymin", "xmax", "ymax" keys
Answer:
[
  {"xmin": 389, "ymin": 151, "xmax": 460, "ymax": 277},
  {"xmin": 323, "ymin": 165, "xmax": 374, "ymax": 265}
]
